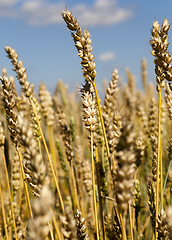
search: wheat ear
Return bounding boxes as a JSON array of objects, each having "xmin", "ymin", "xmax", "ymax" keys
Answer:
[
  {"xmin": 0, "ymin": 88, "xmax": 32, "ymax": 217},
  {"xmin": 150, "ymin": 19, "xmax": 171, "ymax": 238},
  {"xmin": 5, "ymin": 46, "xmax": 65, "ymax": 214},
  {"xmin": 80, "ymin": 79, "xmax": 99, "ymax": 239},
  {"xmin": 62, "ymin": 8, "xmax": 111, "ymax": 176},
  {"xmin": 39, "ymin": 83, "xmax": 56, "ymax": 169}
]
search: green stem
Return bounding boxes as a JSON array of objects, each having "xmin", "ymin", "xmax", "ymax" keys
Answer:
[{"xmin": 163, "ymin": 160, "xmax": 172, "ymax": 195}]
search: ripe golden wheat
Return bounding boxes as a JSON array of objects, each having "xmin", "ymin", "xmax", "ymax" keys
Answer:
[{"xmin": 0, "ymin": 8, "xmax": 172, "ymax": 240}]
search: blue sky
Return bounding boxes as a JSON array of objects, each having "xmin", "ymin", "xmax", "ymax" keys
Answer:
[{"xmin": 1, "ymin": 0, "xmax": 172, "ymax": 95}]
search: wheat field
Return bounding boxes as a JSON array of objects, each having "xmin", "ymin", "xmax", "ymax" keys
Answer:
[{"xmin": 0, "ymin": 8, "xmax": 172, "ymax": 240}]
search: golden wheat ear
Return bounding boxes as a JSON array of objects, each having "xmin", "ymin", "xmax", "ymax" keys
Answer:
[{"xmin": 149, "ymin": 18, "xmax": 171, "ymax": 238}]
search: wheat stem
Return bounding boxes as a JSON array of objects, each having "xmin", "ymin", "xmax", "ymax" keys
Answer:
[
  {"xmin": 0, "ymin": 184, "xmax": 9, "ymax": 240},
  {"xmin": 129, "ymin": 203, "xmax": 134, "ymax": 240},
  {"xmin": 163, "ymin": 160, "xmax": 172, "ymax": 195},
  {"xmin": 2, "ymin": 148, "xmax": 18, "ymax": 240},
  {"xmin": 16, "ymin": 146, "xmax": 33, "ymax": 218},
  {"xmin": 90, "ymin": 129, "xmax": 99, "ymax": 240},
  {"xmin": 72, "ymin": 159, "xmax": 83, "ymax": 212},
  {"xmin": 48, "ymin": 126, "xmax": 57, "ymax": 171},
  {"xmin": 19, "ymin": 166, "xmax": 23, "ymax": 215},
  {"xmin": 140, "ymin": 215, "xmax": 150, "ymax": 234},
  {"xmin": 155, "ymin": 89, "xmax": 162, "ymax": 239},
  {"xmin": 119, "ymin": 212, "xmax": 127, "ymax": 240},
  {"xmin": 29, "ymin": 97, "xmax": 65, "ymax": 214},
  {"xmin": 92, "ymin": 81, "xmax": 113, "ymax": 172},
  {"xmin": 160, "ymin": 135, "xmax": 163, "ymax": 209},
  {"xmin": 95, "ymin": 148, "xmax": 106, "ymax": 240},
  {"xmin": 50, "ymin": 207, "xmax": 63, "ymax": 240},
  {"xmin": 70, "ymin": 161, "xmax": 79, "ymax": 210},
  {"xmin": 48, "ymin": 222, "xmax": 55, "ymax": 240}
]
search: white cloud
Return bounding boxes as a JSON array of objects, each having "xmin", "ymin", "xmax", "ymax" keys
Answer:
[
  {"xmin": 72, "ymin": 0, "xmax": 133, "ymax": 27},
  {"xmin": 0, "ymin": 0, "xmax": 21, "ymax": 18},
  {"xmin": 19, "ymin": 0, "xmax": 64, "ymax": 25},
  {"xmin": 0, "ymin": 0, "xmax": 20, "ymax": 7},
  {"xmin": 98, "ymin": 52, "xmax": 116, "ymax": 62},
  {"xmin": 0, "ymin": 0, "xmax": 133, "ymax": 26}
]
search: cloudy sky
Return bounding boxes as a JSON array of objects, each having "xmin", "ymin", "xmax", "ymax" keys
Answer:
[{"xmin": 1, "ymin": 0, "xmax": 172, "ymax": 95}]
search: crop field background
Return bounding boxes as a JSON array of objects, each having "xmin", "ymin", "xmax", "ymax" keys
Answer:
[{"xmin": 1, "ymin": 1, "xmax": 172, "ymax": 240}]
